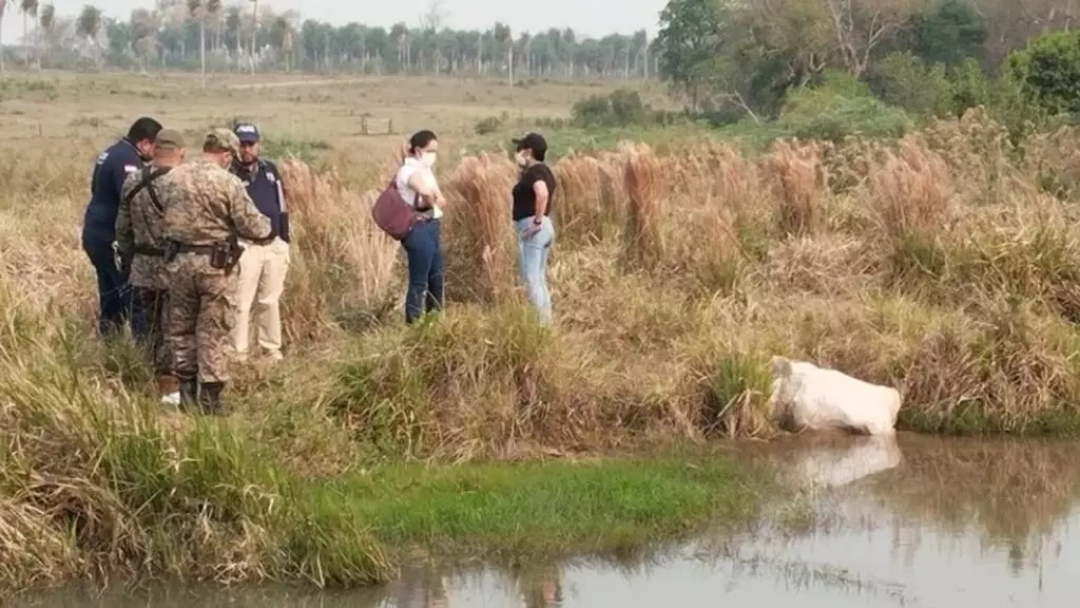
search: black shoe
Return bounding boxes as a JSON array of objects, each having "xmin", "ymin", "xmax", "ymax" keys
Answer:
[
  {"xmin": 198, "ymin": 382, "xmax": 227, "ymax": 416},
  {"xmin": 178, "ymin": 377, "xmax": 198, "ymax": 412}
]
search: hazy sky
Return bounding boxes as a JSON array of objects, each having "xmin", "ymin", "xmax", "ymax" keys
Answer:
[{"xmin": 2, "ymin": 0, "xmax": 668, "ymax": 44}]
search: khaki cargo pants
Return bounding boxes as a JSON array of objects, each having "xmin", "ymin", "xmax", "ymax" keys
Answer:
[{"xmin": 230, "ymin": 237, "xmax": 289, "ymax": 359}]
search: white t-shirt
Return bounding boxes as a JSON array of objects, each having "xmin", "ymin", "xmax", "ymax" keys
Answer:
[{"xmin": 395, "ymin": 157, "xmax": 442, "ymax": 219}]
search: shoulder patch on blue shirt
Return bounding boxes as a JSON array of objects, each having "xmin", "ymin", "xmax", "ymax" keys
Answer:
[{"xmin": 96, "ymin": 152, "xmax": 108, "ymax": 164}]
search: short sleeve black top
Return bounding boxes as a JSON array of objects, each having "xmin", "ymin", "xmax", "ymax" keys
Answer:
[{"xmin": 512, "ymin": 163, "xmax": 556, "ymax": 221}]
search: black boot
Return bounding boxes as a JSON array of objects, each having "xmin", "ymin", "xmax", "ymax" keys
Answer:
[
  {"xmin": 198, "ymin": 382, "xmax": 227, "ymax": 416},
  {"xmin": 178, "ymin": 376, "xmax": 198, "ymax": 412}
]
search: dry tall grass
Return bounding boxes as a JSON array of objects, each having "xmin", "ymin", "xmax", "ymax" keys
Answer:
[
  {"xmin": 290, "ymin": 110, "xmax": 1080, "ymax": 444},
  {"xmin": 870, "ymin": 138, "xmax": 954, "ymax": 241},
  {"xmin": 5, "ymin": 107, "xmax": 1080, "ymax": 591},
  {"xmin": 764, "ymin": 140, "xmax": 822, "ymax": 237},
  {"xmin": 7, "ymin": 108, "xmax": 1080, "ymax": 448},
  {"xmin": 622, "ymin": 142, "xmax": 666, "ymax": 269},
  {"xmin": 443, "ymin": 154, "xmax": 518, "ymax": 303},
  {"xmin": 278, "ymin": 159, "xmax": 401, "ymax": 335},
  {"xmin": 553, "ymin": 151, "xmax": 625, "ymax": 244}
]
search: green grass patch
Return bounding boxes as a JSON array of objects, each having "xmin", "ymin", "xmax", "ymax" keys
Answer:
[
  {"xmin": 462, "ymin": 123, "xmax": 723, "ymax": 162},
  {"xmin": 291, "ymin": 454, "xmax": 767, "ymax": 560}
]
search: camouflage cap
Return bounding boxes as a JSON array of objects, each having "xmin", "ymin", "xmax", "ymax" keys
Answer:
[
  {"xmin": 154, "ymin": 128, "xmax": 185, "ymax": 150},
  {"xmin": 204, "ymin": 128, "xmax": 240, "ymax": 156}
]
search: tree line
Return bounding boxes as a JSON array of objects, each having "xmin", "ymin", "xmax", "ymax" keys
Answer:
[
  {"xmin": 652, "ymin": 0, "xmax": 1080, "ymax": 123},
  {"xmin": 0, "ymin": 0, "xmax": 655, "ymax": 80}
]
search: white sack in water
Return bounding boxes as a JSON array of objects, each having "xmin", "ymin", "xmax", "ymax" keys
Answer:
[{"xmin": 768, "ymin": 356, "xmax": 901, "ymax": 436}]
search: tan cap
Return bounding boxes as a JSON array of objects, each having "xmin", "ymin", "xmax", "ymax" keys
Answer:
[
  {"xmin": 204, "ymin": 128, "xmax": 240, "ymax": 156},
  {"xmin": 154, "ymin": 128, "xmax": 185, "ymax": 150}
]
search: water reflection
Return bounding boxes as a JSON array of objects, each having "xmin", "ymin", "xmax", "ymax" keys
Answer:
[
  {"xmin": 385, "ymin": 566, "xmax": 450, "ymax": 607},
  {"xmin": 514, "ymin": 562, "xmax": 563, "ymax": 608},
  {"xmin": 14, "ymin": 434, "xmax": 1080, "ymax": 607},
  {"xmin": 865, "ymin": 435, "xmax": 1080, "ymax": 545},
  {"xmin": 785, "ymin": 433, "xmax": 903, "ymax": 488}
]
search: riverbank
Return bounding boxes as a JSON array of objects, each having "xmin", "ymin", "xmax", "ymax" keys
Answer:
[
  {"xmin": 2, "ymin": 267, "xmax": 775, "ymax": 593},
  {"xmin": 3, "ymin": 277, "xmax": 774, "ymax": 592},
  {"xmin": 0, "ymin": 339, "xmax": 770, "ymax": 591},
  {"xmin": 15, "ymin": 432, "xmax": 1080, "ymax": 607}
]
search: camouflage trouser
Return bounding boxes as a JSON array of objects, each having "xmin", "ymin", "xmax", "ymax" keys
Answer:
[
  {"xmin": 131, "ymin": 286, "xmax": 171, "ymax": 374},
  {"xmin": 165, "ymin": 253, "xmax": 237, "ymax": 384}
]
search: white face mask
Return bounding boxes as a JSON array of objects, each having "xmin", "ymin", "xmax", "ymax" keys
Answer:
[{"xmin": 421, "ymin": 151, "xmax": 436, "ymax": 167}]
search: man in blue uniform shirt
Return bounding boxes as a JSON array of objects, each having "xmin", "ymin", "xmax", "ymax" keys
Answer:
[
  {"xmin": 229, "ymin": 122, "xmax": 291, "ymax": 362},
  {"xmin": 82, "ymin": 117, "xmax": 163, "ymax": 336}
]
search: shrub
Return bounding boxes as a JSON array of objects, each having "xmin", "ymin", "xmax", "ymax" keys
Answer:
[
  {"xmin": 571, "ymin": 89, "xmax": 652, "ymax": 128},
  {"xmin": 779, "ymin": 71, "xmax": 913, "ymax": 141},
  {"xmin": 867, "ymin": 52, "xmax": 954, "ymax": 118},
  {"xmin": 475, "ymin": 116, "xmax": 502, "ymax": 135},
  {"xmin": 1007, "ymin": 30, "xmax": 1080, "ymax": 117}
]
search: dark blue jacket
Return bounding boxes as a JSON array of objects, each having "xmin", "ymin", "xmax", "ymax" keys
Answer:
[
  {"xmin": 82, "ymin": 138, "xmax": 144, "ymax": 244},
  {"xmin": 234, "ymin": 159, "xmax": 289, "ymax": 243}
]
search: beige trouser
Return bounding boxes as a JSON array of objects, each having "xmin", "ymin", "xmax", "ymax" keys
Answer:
[{"xmin": 230, "ymin": 237, "xmax": 289, "ymax": 357}]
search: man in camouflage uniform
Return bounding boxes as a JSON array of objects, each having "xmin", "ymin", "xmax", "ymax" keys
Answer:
[
  {"xmin": 117, "ymin": 128, "xmax": 186, "ymax": 406},
  {"xmin": 161, "ymin": 128, "xmax": 272, "ymax": 414}
]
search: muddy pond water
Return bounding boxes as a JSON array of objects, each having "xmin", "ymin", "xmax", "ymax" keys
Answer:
[{"xmin": 15, "ymin": 433, "xmax": 1080, "ymax": 607}]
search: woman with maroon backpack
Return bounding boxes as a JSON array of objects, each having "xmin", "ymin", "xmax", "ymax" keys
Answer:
[{"xmin": 373, "ymin": 130, "xmax": 447, "ymax": 324}]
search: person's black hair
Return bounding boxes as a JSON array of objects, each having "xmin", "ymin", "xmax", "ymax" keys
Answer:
[
  {"xmin": 127, "ymin": 117, "xmax": 163, "ymax": 143},
  {"xmin": 408, "ymin": 130, "xmax": 437, "ymax": 153},
  {"xmin": 515, "ymin": 133, "xmax": 547, "ymax": 162}
]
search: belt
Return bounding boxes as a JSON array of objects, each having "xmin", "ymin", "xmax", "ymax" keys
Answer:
[
  {"xmin": 175, "ymin": 244, "xmax": 216, "ymax": 255},
  {"xmin": 133, "ymin": 244, "xmax": 164, "ymax": 256}
]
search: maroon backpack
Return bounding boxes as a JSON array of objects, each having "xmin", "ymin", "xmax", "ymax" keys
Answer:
[{"xmin": 372, "ymin": 177, "xmax": 420, "ymax": 240}]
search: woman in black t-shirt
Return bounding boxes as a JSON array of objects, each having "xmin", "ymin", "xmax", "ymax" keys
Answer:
[{"xmin": 511, "ymin": 133, "xmax": 556, "ymax": 325}]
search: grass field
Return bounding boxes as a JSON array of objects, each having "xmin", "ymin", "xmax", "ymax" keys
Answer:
[{"xmin": 4, "ymin": 68, "xmax": 1080, "ymax": 592}]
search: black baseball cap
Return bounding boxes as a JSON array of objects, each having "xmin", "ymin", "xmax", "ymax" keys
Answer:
[{"xmin": 512, "ymin": 133, "xmax": 547, "ymax": 157}]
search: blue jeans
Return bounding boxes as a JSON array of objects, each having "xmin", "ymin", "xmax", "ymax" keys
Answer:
[
  {"xmin": 83, "ymin": 237, "xmax": 131, "ymax": 336},
  {"xmin": 402, "ymin": 219, "xmax": 445, "ymax": 324},
  {"xmin": 515, "ymin": 216, "xmax": 554, "ymax": 324}
]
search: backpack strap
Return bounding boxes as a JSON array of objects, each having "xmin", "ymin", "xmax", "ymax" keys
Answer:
[
  {"xmin": 127, "ymin": 165, "xmax": 173, "ymax": 253},
  {"xmin": 389, "ymin": 170, "xmax": 422, "ymax": 207},
  {"xmin": 125, "ymin": 165, "xmax": 172, "ymax": 214}
]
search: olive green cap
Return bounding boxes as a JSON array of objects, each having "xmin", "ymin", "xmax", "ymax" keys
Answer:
[
  {"xmin": 154, "ymin": 128, "xmax": 185, "ymax": 150},
  {"xmin": 204, "ymin": 128, "xmax": 240, "ymax": 156}
]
